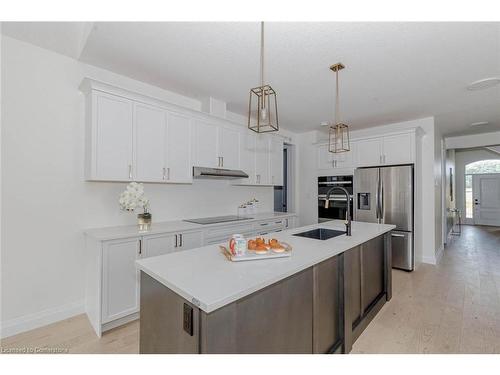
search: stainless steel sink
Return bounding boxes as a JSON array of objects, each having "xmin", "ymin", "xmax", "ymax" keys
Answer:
[{"xmin": 293, "ymin": 228, "xmax": 346, "ymax": 240}]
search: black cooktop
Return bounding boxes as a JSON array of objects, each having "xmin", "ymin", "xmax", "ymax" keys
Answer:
[{"xmin": 183, "ymin": 215, "xmax": 253, "ymax": 225}]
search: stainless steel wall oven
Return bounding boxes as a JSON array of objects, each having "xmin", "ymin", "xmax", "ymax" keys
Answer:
[{"xmin": 318, "ymin": 175, "xmax": 353, "ymax": 223}]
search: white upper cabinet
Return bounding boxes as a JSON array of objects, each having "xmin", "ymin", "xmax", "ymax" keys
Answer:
[
  {"xmin": 219, "ymin": 126, "xmax": 240, "ymax": 169},
  {"xmin": 166, "ymin": 113, "xmax": 192, "ymax": 183},
  {"xmin": 255, "ymin": 134, "xmax": 271, "ymax": 185},
  {"xmin": 193, "ymin": 120, "xmax": 219, "ymax": 168},
  {"xmin": 318, "ymin": 142, "xmax": 356, "ymax": 170},
  {"xmin": 382, "ymin": 133, "xmax": 415, "ymax": 165},
  {"xmin": 318, "ymin": 144, "xmax": 334, "ymax": 169},
  {"xmin": 91, "ymin": 92, "xmax": 134, "ymax": 181},
  {"xmin": 318, "ymin": 131, "xmax": 415, "ymax": 171},
  {"xmin": 133, "ymin": 104, "xmax": 193, "ymax": 183},
  {"xmin": 82, "ymin": 79, "xmax": 281, "ymax": 185},
  {"xmin": 135, "ymin": 103, "xmax": 167, "ymax": 182},
  {"xmin": 356, "ymin": 137, "xmax": 383, "ymax": 167},
  {"xmin": 238, "ymin": 132, "xmax": 257, "ymax": 184},
  {"xmin": 270, "ymin": 137, "xmax": 284, "ymax": 186}
]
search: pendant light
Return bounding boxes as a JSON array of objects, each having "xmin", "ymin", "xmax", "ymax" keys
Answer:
[
  {"xmin": 328, "ymin": 63, "xmax": 350, "ymax": 153},
  {"xmin": 248, "ymin": 22, "xmax": 279, "ymax": 133}
]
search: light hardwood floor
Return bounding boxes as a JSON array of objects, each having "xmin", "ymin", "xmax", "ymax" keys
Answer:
[{"xmin": 2, "ymin": 225, "xmax": 499, "ymax": 354}]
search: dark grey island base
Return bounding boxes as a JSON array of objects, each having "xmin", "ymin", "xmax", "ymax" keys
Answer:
[{"xmin": 139, "ymin": 233, "xmax": 392, "ymax": 354}]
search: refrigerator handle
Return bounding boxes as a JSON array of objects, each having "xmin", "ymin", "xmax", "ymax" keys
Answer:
[
  {"xmin": 380, "ymin": 179, "xmax": 384, "ymax": 220},
  {"xmin": 376, "ymin": 170, "xmax": 381, "ymax": 220}
]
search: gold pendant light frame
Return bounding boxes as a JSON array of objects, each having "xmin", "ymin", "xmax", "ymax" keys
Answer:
[
  {"xmin": 248, "ymin": 22, "xmax": 279, "ymax": 133},
  {"xmin": 328, "ymin": 63, "xmax": 350, "ymax": 153}
]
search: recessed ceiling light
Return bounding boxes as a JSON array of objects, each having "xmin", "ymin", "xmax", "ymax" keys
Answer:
[
  {"xmin": 467, "ymin": 78, "xmax": 500, "ymax": 91},
  {"xmin": 470, "ymin": 121, "xmax": 489, "ymax": 127}
]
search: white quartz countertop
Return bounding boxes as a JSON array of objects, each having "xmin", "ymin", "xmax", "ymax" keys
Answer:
[
  {"xmin": 85, "ymin": 212, "xmax": 296, "ymax": 241},
  {"xmin": 136, "ymin": 220, "xmax": 395, "ymax": 313}
]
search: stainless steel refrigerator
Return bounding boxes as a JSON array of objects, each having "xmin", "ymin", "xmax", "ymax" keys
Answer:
[{"xmin": 354, "ymin": 165, "xmax": 414, "ymax": 271}]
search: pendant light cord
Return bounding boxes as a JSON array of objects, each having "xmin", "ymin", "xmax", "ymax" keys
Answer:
[
  {"xmin": 260, "ymin": 21, "xmax": 266, "ymax": 110},
  {"xmin": 335, "ymin": 68, "xmax": 340, "ymax": 125}
]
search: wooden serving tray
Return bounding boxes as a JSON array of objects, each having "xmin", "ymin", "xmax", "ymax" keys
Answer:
[{"xmin": 219, "ymin": 242, "xmax": 292, "ymax": 262}]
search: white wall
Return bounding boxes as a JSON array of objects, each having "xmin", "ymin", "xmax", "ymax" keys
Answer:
[
  {"xmin": 434, "ymin": 126, "xmax": 444, "ymax": 260},
  {"xmin": 0, "ymin": 36, "xmax": 275, "ymax": 335},
  {"xmin": 295, "ymin": 117, "xmax": 440, "ymax": 266},
  {"xmin": 454, "ymin": 148, "xmax": 500, "ymax": 223}
]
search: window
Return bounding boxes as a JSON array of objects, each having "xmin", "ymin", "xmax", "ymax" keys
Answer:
[{"xmin": 464, "ymin": 159, "xmax": 500, "ymax": 219}]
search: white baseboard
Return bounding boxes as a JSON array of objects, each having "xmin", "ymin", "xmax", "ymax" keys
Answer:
[
  {"xmin": 421, "ymin": 245, "xmax": 444, "ymax": 265},
  {"xmin": 435, "ymin": 245, "xmax": 444, "ymax": 264},
  {"xmin": 0, "ymin": 300, "xmax": 84, "ymax": 339}
]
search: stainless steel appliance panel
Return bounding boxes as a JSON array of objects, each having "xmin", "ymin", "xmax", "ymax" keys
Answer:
[
  {"xmin": 353, "ymin": 168, "xmax": 379, "ymax": 223},
  {"xmin": 318, "ymin": 175, "xmax": 354, "ymax": 222},
  {"xmin": 380, "ymin": 165, "xmax": 413, "ymax": 231},
  {"xmin": 390, "ymin": 231, "xmax": 414, "ymax": 270}
]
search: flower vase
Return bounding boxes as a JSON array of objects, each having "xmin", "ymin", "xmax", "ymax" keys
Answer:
[{"xmin": 137, "ymin": 212, "xmax": 152, "ymax": 232}]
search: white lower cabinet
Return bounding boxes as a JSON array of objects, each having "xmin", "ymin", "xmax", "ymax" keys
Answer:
[
  {"xmin": 176, "ymin": 231, "xmax": 203, "ymax": 251},
  {"xmin": 86, "ymin": 215, "xmax": 296, "ymax": 336},
  {"xmin": 142, "ymin": 231, "xmax": 203, "ymax": 258},
  {"xmin": 142, "ymin": 233, "xmax": 176, "ymax": 258},
  {"xmin": 101, "ymin": 238, "xmax": 141, "ymax": 324}
]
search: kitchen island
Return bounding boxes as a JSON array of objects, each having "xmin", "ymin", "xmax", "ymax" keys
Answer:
[{"xmin": 136, "ymin": 220, "xmax": 395, "ymax": 354}]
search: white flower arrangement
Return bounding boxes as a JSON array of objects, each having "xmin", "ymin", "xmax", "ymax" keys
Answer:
[{"xmin": 119, "ymin": 182, "xmax": 150, "ymax": 214}]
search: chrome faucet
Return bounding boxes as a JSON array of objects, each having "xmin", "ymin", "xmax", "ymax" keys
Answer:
[{"xmin": 324, "ymin": 186, "xmax": 352, "ymax": 236}]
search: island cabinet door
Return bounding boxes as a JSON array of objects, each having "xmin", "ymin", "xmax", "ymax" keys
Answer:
[
  {"xmin": 200, "ymin": 268, "xmax": 313, "ymax": 354},
  {"xmin": 312, "ymin": 255, "xmax": 342, "ymax": 354},
  {"xmin": 361, "ymin": 235, "xmax": 385, "ymax": 312},
  {"xmin": 343, "ymin": 235, "xmax": 387, "ymax": 351},
  {"xmin": 102, "ymin": 238, "xmax": 141, "ymax": 323},
  {"xmin": 140, "ymin": 272, "xmax": 200, "ymax": 354}
]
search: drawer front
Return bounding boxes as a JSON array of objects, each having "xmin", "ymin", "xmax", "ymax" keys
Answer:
[
  {"xmin": 206, "ymin": 223, "xmax": 255, "ymax": 241},
  {"xmin": 255, "ymin": 219, "xmax": 286, "ymax": 232}
]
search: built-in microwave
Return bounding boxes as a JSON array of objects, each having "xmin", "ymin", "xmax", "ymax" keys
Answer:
[{"xmin": 318, "ymin": 175, "xmax": 353, "ymax": 223}]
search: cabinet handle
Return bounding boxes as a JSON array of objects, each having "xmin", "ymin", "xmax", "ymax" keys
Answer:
[
  {"xmin": 167, "ymin": 167, "xmax": 170, "ymax": 180},
  {"xmin": 379, "ymin": 155, "xmax": 382, "ymax": 164},
  {"xmin": 128, "ymin": 165, "xmax": 133, "ymax": 179},
  {"xmin": 179, "ymin": 234, "xmax": 183, "ymax": 247},
  {"xmin": 391, "ymin": 233, "xmax": 405, "ymax": 238},
  {"xmin": 221, "ymin": 157, "xmax": 224, "ymax": 168},
  {"xmin": 162, "ymin": 167, "xmax": 166, "ymax": 180},
  {"xmin": 256, "ymin": 174, "xmax": 260, "ymax": 184},
  {"xmin": 138, "ymin": 239, "xmax": 142, "ymax": 255},
  {"xmin": 174, "ymin": 234, "xmax": 178, "ymax": 248}
]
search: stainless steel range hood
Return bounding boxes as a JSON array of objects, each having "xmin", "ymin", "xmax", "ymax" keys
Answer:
[{"xmin": 193, "ymin": 166, "xmax": 249, "ymax": 179}]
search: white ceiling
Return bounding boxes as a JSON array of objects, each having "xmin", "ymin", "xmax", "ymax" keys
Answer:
[{"xmin": 2, "ymin": 22, "xmax": 500, "ymax": 136}]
